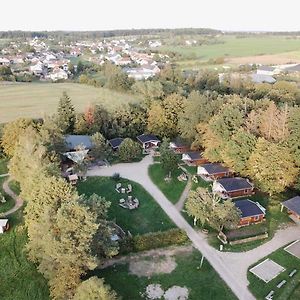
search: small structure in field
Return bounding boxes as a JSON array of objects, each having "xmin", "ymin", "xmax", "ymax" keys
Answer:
[
  {"xmin": 281, "ymin": 196, "xmax": 300, "ymax": 223},
  {"xmin": 0, "ymin": 219, "xmax": 9, "ymax": 234},
  {"xmin": 234, "ymin": 199, "xmax": 266, "ymax": 227},
  {"xmin": 197, "ymin": 163, "xmax": 232, "ymax": 181},
  {"xmin": 108, "ymin": 137, "xmax": 124, "ymax": 151},
  {"xmin": 249, "ymin": 259, "xmax": 285, "ymax": 283},
  {"xmin": 181, "ymin": 151, "xmax": 208, "ymax": 166},
  {"xmin": 212, "ymin": 177, "xmax": 254, "ymax": 199},
  {"xmin": 137, "ymin": 134, "xmax": 160, "ymax": 150},
  {"xmin": 68, "ymin": 174, "xmax": 78, "ymax": 185}
]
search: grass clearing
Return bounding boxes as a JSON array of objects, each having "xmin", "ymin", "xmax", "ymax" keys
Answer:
[
  {"xmin": 0, "ymin": 211, "xmax": 50, "ymax": 300},
  {"xmin": 0, "ymin": 82, "xmax": 140, "ymax": 123},
  {"xmin": 77, "ymin": 176, "xmax": 175, "ymax": 235},
  {"xmin": 248, "ymin": 245, "xmax": 300, "ymax": 300},
  {"xmin": 91, "ymin": 249, "xmax": 237, "ymax": 300},
  {"xmin": 148, "ymin": 163, "xmax": 187, "ymax": 204}
]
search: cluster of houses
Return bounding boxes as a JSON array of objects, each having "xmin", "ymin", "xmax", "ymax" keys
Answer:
[{"xmin": 0, "ymin": 36, "xmax": 168, "ymax": 81}]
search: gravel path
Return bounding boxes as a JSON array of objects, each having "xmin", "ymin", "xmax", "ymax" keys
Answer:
[
  {"xmin": 0, "ymin": 178, "xmax": 23, "ymax": 217},
  {"xmin": 87, "ymin": 155, "xmax": 300, "ymax": 300}
]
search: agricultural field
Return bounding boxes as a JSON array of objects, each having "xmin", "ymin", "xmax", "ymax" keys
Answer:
[
  {"xmin": 161, "ymin": 35, "xmax": 300, "ymax": 69},
  {"xmin": 0, "ymin": 82, "xmax": 140, "ymax": 124}
]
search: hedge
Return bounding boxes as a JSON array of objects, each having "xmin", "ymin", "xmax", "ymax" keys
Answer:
[{"xmin": 119, "ymin": 228, "xmax": 189, "ymax": 254}]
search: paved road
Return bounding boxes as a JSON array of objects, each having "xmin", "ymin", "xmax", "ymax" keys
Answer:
[
  {"xmin": 87, "ymin": 155, "xmax": 300, "ymax": 300},
  {"xmin": 0, "ymin": 178, "xmax": 23, "ymax": 217}
]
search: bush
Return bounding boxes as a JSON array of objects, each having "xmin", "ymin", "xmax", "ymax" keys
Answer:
[
  {"xmin": 111, "ymin": 173, "xmax": 120, "ymax": 181},
  {"xmin": 118, "ymin": 138, "xmax": 141, "ymax": 162},
  {"xmin": 134, "ymin": 229, "xmax": 188, "ymax": 251}
]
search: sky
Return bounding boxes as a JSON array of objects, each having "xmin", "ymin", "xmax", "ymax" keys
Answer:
[{"xmin": 1, "ymin": 0, "xmax": 300, "ymax": 32}]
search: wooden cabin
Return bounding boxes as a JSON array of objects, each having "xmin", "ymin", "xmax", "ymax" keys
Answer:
[
  {"xmin": 181, "ymin": 151, "xmax": 208, "ymax": 166},
  {"xmin": 281, "ymin": 196, "xmax": 300, "ymax": 222},
  {"xmin": 234, "ymin": 199, "xmax": 266, "ymax": 227},
  {"xmin": 169, "ymin": 139, "xmax": 190, "ymax": 154},
  {"xmin": 137, "ymin": 134, "xmax": 160, "ymax": 149},
  {"xmin": 197, "ymin": 163, "xmax": 232, "ymax": 181},
  {"xmin": 212, "ymin": 177, "xmax": 254, "ymax": 199}
]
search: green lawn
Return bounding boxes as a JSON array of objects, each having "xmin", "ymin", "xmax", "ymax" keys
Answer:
[
  {"xmin": 248, "ymin": 244, "xmax": 300, "ymax": 300},
  {"xmin": 148, "ymin": 163, "xmax": 187, "ymax": 204},
  {"xmin": 0, "ymin": 82, "xmax": 140, "ymax": 123},
  {"xmin": 290, "ymin": 284, "xmax": 300, "ymax": 300},
  {"xmin": 91, "ymin": 250, "xmax": 237, "ymax": 300},
  {"xmin": 0, "ymin": 211, "xmax": 50, "ymax": 300},
  {"xmin": 77, "ymin": 177, "xmax": 175, "ymax": 235},
  {"xmin": 0, "ymin": 158, "xmax": 8, "ymax": 174},
  {"xmin": 160, "ymin": 36, "xmax": 300, "ymax": 60}
]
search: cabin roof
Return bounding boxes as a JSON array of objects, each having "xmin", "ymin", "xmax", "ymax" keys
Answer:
[
  {"xmin": 109, "ymin": 137, "xmax": 124, "ymax": 149},
  {"xmin": 217, "ymin": 177, "xmax": 253, "ymax": 192},
  {"xmin": 234, "ymin": 199, "xmax": 265, "ymax": 218},
  {"xmin": 137, "ymin": 134, "xmax": 160, "ymax": 143},
  {"xmin": 201, "ymin": 163, "xmax": 230, "ymax": 175},
  {"xmin": 65, "ymin": 135, "xmax": 93, "ymax": 150},
  {"xmin": 282, "ymin": 196, "xmax": 300, "ymax": 215}
]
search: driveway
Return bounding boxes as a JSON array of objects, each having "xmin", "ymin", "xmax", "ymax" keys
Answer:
[{"xmin": 87, "ymin": 155, "xmax": 300, "ymax": 300}]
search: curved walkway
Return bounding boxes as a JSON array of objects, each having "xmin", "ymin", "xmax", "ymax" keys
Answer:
[
  {"xmin": 0, "ymin": 178, "xmax": 23, "ymax": 217},
  {"xmin": 87, "ymin": 155, "xmax": 300, "ymax": 300}
]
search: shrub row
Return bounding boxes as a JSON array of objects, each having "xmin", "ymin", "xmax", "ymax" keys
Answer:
[{"xmin": 119, "ymin": 228, "xmax": 189, "ymax": 254}]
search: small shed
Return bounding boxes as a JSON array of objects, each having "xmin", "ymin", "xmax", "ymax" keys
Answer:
[
  {"xmin": 68, "ymin": 174, "xmax": 79, "ymax": 185},
  {"xmin": 109, "ymin": 138, "xmax": 124, "ymax": 151},
  {"xmin": 0, "ymin": 219, "xmax": 9, "ymax": 234}
]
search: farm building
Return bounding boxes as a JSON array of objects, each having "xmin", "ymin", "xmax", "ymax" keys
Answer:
[
  {"xmin": 281, "ymin": 196, "xmax": 300, "ymax": 223},
  {"xmin": 109, "ymin": 137, "xmax": 124, "ymax": 151},
  {"xmin": 212, "ymin": 177, "xmax": 254, "ymax": 199},
  {"xmin": 0, "ymin": 219, "xmax": 9, "ymax": 234},
  {"xmin": 197, "ymin": 163, "xmax": 232, "ymax": 181},
  {"xmin": 137, "ymin": 134, "xmax": 160, "ymax": 149},
  {"xmin": 181, "ymin": 151, "xmax": 208, "ymax": 166},
  {"xmin": 234, "ymin": 199, "xmax": 266, "ymax": 226}
]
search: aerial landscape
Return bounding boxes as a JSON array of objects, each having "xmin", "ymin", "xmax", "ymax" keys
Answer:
[{"xmin": 1, "ymin": 1, "xmax": 300, "ymax": 300}]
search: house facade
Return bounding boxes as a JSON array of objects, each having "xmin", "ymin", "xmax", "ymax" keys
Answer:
[
  {"xmin": 212, "ymin": 177, "xmax": 254, "ymax": 199},
  {"xmin": 137, "ymin": 134, "xmax": 160, "ymax": 149},
  {"xmin": 197, "ymin": 163, "xmax": 232, "ymax": 181},
  {"xmin": 234, "ymin": 199, "xmax": 266, "ymax": 227}
]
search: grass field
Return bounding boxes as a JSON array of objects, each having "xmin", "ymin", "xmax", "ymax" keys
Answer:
[
  {"xmin": 0, "ymin": 158, "xmax": 8, "ymax": 174},
  {"xmin": 161, "ymin": 36, "xmax": 300, "ymax": 60},
  {"xmin": 0, "ymin": 82, "xmax": 140, "ymax": 123},
  {"xmin": 77, "ymin": 177, "xmax": 175, "ymax": 235},
  {"xmin": 248, "ymin": 245, "xmax": 300, "ymax": 300},
  {"xmin": 92, "ymin": 250, "xmax": 237, "ymax": 300},
  {"xmin": 0, "ymin": 211, "xmax": 50, "ymax": 300},
  {"xmin": 148, "ymin": 163, "xmax": 187, "ymax": 204}
]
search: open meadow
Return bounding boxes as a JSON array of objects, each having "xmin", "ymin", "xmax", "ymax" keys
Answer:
[{"xmin": 0, "ymin": 82, "xmax": 140, "ymax": 123}]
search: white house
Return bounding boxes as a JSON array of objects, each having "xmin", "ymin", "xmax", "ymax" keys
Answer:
[
  {"xmin": 0, "ymin": 219, "xmax": 9, "ymax": 234},
  {"xmin": 256, "ymin": 66, "xmax": 277, "ymax": 76},
  {"xmin": 0, "ymin": 57, "xmax": 10, "ymax": 66},
  {"xmin": 30, "ymin": 63, "xmax": 44, "ymax": 75},
  {"xmin": 49, "ymin": 68, "xmax": 68, "ymax": 81}
]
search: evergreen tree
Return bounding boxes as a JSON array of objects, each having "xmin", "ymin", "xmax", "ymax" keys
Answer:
[
  {"xmin": 118, "ymin": 138, "xmax": 141, "ymax": 162},
  {"xmin": 159, "ymin": 138, "xmax": 179, "ymax": 176},
  {"xmin": 56, "ymin": 92, "xmax": 75, "ymax": 133}
]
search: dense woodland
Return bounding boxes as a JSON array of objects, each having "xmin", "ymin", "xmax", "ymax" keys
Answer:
[{"xmin": 1, "ymin": 60, "xmax": 300, "ymax": 299}]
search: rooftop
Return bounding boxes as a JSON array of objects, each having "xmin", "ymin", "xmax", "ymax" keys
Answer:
[
  {"xmin": 137, "ymin": 134, "xmax": 160, "ymax": 144},
  {"xmin": 217, "ymin": 177, "xmax": 253, "ymax": 192},
  {"xmin": 201, "ymin": 163, "xmax": 230, "ymax": 175},
  {"xmin": 282, "ymin": 196, "xmax": 300, "ymax": 215},
  {"xmin": 234, "ymin": 199, "xmax": 265, "ymax": 218},
  {"xmin": 65, "ymin": 135, "xmax": 93, "ymax": 150}
]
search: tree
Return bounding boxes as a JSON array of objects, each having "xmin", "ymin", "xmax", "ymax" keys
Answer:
[
  {"xmin": 73, "ymin": 277, "xmax": 117, "ymax": 300},
  {"xmin": 1, "ymin": 118, "xmax": 33, "ymax": 157},
  {"xmin": 131, "ymin": 80, "xmax": 164, "ymax": 101},
  {"xmin": 221, "ymin": 129, "xmax": 257, "ymax": 176},
  {"xmin": 56, "ymin": 92, "xmax": 75, "ymax": 134},
  {"xmin": 90, "ymin": 132, "xmax": 111, "ymax": 161},
  {"xmin": 118, "ymin": 138, "xmax": 141, "ymax": 162},
  {"xmin": 159, "ymin": 138, "xmax": 179, "ymax": 176},
  {"xmin": 185, "ymin": 187, "xmax": 240, "ymax": 230},
  {"xmin": 248, "ymin": 138, "xmax": 298, "ymax": 195},
  {"xmin": 288, "ymin": 107, "xmax": 300, "ymax": 166}
]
